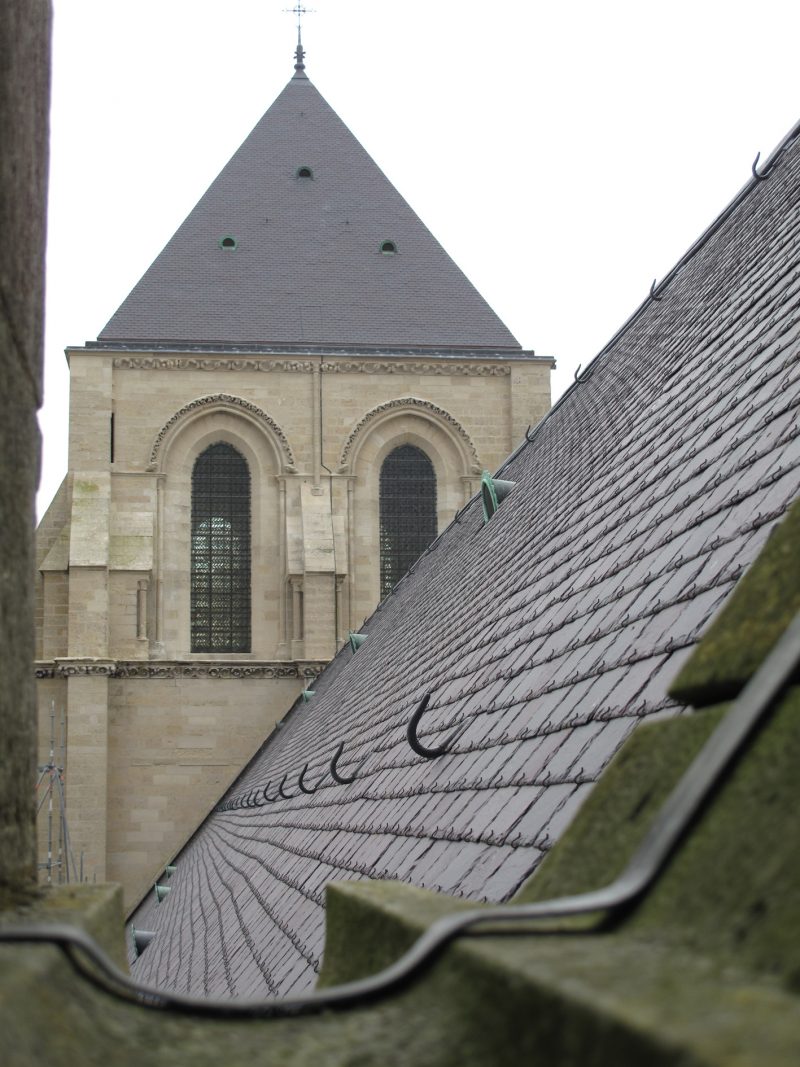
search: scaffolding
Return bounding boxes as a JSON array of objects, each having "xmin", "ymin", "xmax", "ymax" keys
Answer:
[{"xmin": 35, "ymin": 701, "xmax": 79, "ymax": 883}]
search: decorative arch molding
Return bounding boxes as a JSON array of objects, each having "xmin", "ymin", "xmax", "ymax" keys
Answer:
[
  {"xmin": 337, "ymin": 397, "xmax": 481, "ymax": 474},
  {"xmin": 147, "ymin": 393, "xmax": 296, "ymax": 473}
]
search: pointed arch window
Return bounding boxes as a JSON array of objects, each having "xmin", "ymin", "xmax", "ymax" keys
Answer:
[
  {"xmin": 191, "ymin": 443, "xmax": 251, "ymax": 652},
  {"xmin": 379, "ymin": 444, "xmax": 437, "ymax": 599}
]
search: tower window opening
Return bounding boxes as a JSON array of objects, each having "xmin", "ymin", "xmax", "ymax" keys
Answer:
[
  {"xmin": 191, "ymin": 443, "xmax": 251, "ymax": 653},
  {"xmin": 379, "ymin": 444, "xmax": 437, "ymax": 599}
]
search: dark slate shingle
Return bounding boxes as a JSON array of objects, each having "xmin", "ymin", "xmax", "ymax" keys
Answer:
[
  {"xmin": 128, "ymin": 119, "xmax": 800, "ymax": 999},
  {"xmin": 100, "ymin": 68, "xmax": 521, "ymax": 353}
]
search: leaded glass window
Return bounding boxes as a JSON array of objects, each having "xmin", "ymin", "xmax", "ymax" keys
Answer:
[
  {"xmin": 191, "ymin": 443, "xmax": 251, "ymax": 652},
  {"xmin": 379, "ymin": 444, "xmax": 437, "ymax": 599}
]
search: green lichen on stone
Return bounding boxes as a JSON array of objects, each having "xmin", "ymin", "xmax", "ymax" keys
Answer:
[
  {"xmin": 109, "ymin": 533, "xmax": 151, "ymax": 568},
  {"xmin": 2, "ymin": 851, "xmax": 799, "ymax": 1065},
  {"xmin": 318, "ymin": 880, "xmax": 476, "ymax": 987},
  {"xmin": 670, "ymin": 496, "xmax": 800, "ymax": 705},
  {"xmin": 315, "ymin": 871, "xmax": 800, "ymax": 1067},
  {"xmin": 0, "ymin": 883, "xmax": 128, "ymax": 972},
  {"xmin": 514, "ymin": 709, "xmax": 726, "ymax": 906},
  {"xmin": 625, "ymin": 687, "xmax": 800, "ymax": 990},
  {"xmin": 514, "ymin": 690, "xmax": 800, "ymax": 992}
]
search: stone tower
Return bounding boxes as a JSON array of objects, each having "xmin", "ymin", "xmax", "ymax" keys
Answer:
[{"xmin": 35, "ymin": 49, "xmax": 553, "ymax": 907}]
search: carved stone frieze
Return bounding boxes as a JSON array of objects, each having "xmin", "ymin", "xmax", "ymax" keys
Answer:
[
  {"xmin": 114, "ymin": 356, "xmax": 510, "ymax": 377},
  {"xmin": 35, "ymin": 660, "xmax": 327, "ymax": 680},
  {"xmin": 115, "ymin": 357, "xmax": 314, "ymax": 373},
  {"xmin": 338, "ymin": 397, "xmax": 482, "ymax": 473},
  {"xmin": 321, "ymin": 361, "xmax": 511, "ymax": 377},
  {"xmin": 37, "ymin": 660, "xmax": 117, "ymax": 678},
  {"xmin": 115, "ymin": 663, "xmax": 303, "ymax": 680},
  {"xmin": 147, "ymin": 393, "xmax": 296, "ymax": 472}
]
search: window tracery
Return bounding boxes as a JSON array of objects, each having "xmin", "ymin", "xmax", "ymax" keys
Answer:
[
  {"xmin": 191, "ymin": 443, "xmax": 251, "ymax": 652},
  {"xmin": 379, "ymin": 444, "xmax": 437, "ymax": 599}
]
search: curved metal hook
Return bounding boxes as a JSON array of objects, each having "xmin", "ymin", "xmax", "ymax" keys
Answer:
[
  {"xmin": 261, "ymin": 782, "xmax": 276, "ymax": 804},
  {"xmin": 752, "ymin": 151, "xmax": 768, "ymax": 181},
  {"xmin": 406, "ymin": 692, "xmax": 468, "ymax": 760},
  {"xmin": 329, "ymin": 741, "xmax": 366, "ymax": 785},
  {"xmin": 649, "ymin": 278, "xmax": 662, "ymax": 302},
  {"xmin": 277, "ymin": 774, "xmax": 295, "ymax": 800},
  {"xmin": 573, "ymin": 363, "xmax": 594, "ymax": 385},
  {"xmin": 297, "ymin": 763, "xmax": 321, "ymax": 795}
]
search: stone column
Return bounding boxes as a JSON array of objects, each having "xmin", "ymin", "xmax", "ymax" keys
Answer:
[
  {"xmin": 311, "ymin": 360, "xmax": 321, "ymax": 488},
  {"xmin": 137, "ymin": 579, "xmax": 149, "ymax": 641},
  {"xmin": 0, "ymin": 0, "xmax": 50, "ymax": 895},
  {"xmin": 290, "ymin": 576, "xmax": 304, "ymax": 659},
  {"xmin": 335, "ymin": 576, "xmax": 346, "ymax": 645}
]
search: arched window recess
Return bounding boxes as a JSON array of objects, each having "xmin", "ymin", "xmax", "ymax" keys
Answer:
[
  {"xmin": 379, "ymin": 444, "xmax": 437, "ymax": 600},
  {"xmin": 191, "ymin": 443, "xmax": 251, "ymax": 653}
]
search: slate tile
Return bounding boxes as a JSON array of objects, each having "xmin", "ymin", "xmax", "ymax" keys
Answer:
[
  {"xmin": 473, "ymin": 785, "xmax": 543, "ymax": 840},
  {"xmin": 480, "ymin": 846, "xmax": 544, "ymax": 902},
  {"xmin": 504, "ymin": 784, "xmax": 577, "ymax": 844},
  {"xmin": 127, "ymin": 133, "xmax": 800, "ymax": 1000},
  {"xmin": 577, "ymin": 718, "xmax": 637, "ymax": 778}
]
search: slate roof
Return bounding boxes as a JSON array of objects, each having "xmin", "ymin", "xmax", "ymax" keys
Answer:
[
  {"xmin": 128, "ymin": 119, "xmax": 800, "ymax": 998},
  {"xmin": 98, "ymin": 64, "xmax": 522, "ymax": 353}
]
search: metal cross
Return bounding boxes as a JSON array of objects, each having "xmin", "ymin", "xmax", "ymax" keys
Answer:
[
  {"xmin": 284, "ymin": 2, "xmax": 314, "ymax": 69},
  {"xmin": 284, "ymin": 4, "xmax": 315, "ymax": 44}
]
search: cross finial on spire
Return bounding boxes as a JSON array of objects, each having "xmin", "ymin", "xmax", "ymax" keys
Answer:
[{"xmin": 284, "ymin": 4, "xmax": 315, "ymax": 71}]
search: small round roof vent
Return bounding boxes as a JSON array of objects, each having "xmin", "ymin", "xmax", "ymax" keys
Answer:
[
  {"xmin": 380, "ymin": 240, "xmax": 397, "ymax": 254},
  {"xmin": 296, "ymin": 165, "xmax": 313, "ymax": 179},
  {"xmin": 219, "ymin": 235, "xmax": 238, "ymax": 251}
]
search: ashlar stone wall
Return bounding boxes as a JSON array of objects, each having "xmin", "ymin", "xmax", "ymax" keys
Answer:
[{"xmin": 35, "ymin": 346, "xmax": 552, "ymax": 907}]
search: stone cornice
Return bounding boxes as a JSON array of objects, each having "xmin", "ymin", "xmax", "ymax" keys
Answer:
[
  {"xmin": 35, "ymin": 660, "xmax": 325, "ymax": 680},
  {"xmin": 113, "ymin": 356, "xmax": 514, "ymax": 377}
]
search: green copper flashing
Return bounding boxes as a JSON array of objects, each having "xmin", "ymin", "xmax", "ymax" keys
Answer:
[
  {"xmin": 154, "ymin": 884, "xmax": 171, "ymax": 903},
  {"xmin": 481, "ymin": 470, "xmax": 516, "ymax": 523},
  {"xmin": 131, "ymin": 927, "xmax": 155, "ymax": 959},
  {"xmin": 348, "ymin": 632, "xmax": 367, "ymax": 653},
  {"xmin": 301, "ymin": 689, "xmax": 316, "ymax": 703}
]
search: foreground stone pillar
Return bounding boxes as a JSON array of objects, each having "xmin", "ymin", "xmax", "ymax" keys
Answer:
[{"xmin": 0, "ymin": 1, "xmax": 50, "ymax": 895}]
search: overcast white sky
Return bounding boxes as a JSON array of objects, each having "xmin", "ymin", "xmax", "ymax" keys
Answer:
[{"xmin": 39, "ymin": 0, "xmax": 800, "ymax": 515}]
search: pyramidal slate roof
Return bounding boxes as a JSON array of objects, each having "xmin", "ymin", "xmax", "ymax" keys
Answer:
[
  {"xmin": 128, "ymin": 119, "xmax": 800, "ymax": 998},
  {"xmin": 98, "ymin": 63, "xmax": 522, "ymax": 353}
]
